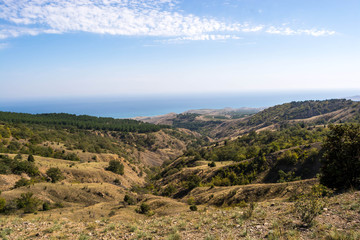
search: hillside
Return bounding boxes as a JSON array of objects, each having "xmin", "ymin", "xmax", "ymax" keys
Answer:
[
  {"xmin": 134, "ymin": 99, "xmax": 360, "ymax": 140},
  {"xmin": 134, "ymin": 107, "xmax": 261, "ymax": 135},
  {"xmin": 0, "ymin": 99, "xmax": 360, "ymax": 239},
  {"xmin": 209, "ymin": 99, "xmax": 360, "ymax": 139}
]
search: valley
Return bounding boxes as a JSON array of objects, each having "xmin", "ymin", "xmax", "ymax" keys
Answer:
[{"xmin": 0, "ymin": 99, "xmax": 360, "ymax": 239}]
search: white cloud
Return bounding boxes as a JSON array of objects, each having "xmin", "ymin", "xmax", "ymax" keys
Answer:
[
  {"xmin": 266, "ymin": 26, "xmax": 336, "ymax": 37},
  {"xmin": 0, "ymin": 0, "xmax": 336, "ymax": 41},
  {"xmin": 160, "ymin": 34, "xmax": 242, "ymax": 43}
]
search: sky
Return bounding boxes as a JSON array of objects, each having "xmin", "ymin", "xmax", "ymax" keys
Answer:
[{"xmin": 0, "ymin": 0, "xmax": 360, "ymax": 100}]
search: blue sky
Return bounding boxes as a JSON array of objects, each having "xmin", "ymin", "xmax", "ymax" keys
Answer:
[{"xmin": 0, "ymin": 0, "xmax": 359, "ymax": 100}]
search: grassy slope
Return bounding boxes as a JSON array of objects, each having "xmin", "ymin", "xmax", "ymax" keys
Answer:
[{"xmin": 1, "ymin": 99, "xmax": 360, "ymax": 239}]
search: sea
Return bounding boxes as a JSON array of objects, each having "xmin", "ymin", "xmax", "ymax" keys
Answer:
[{"xmin": 0, "ymin": 90, "xmax": 359, "ymax": 119}]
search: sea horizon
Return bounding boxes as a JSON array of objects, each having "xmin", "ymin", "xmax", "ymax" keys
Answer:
[{"xmin": 0, "ymin": 90, "xmax": 359, "ymax": 119}]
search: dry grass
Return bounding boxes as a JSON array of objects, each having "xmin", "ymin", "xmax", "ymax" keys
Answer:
[{"xmin": 1, "ymin": 190, "xmax": 359, "ymax": 239}]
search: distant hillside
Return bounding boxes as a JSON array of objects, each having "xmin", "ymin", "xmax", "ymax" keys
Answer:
[
  {"xmin": 134, "ymin": 107, "xmax": 261, "ymax": 135},
  {"xmin": 209, "ymin": 99, "xmax": 360, "ymax": 138},
  {"xmin": 0, "ymin": 112, "xmax": 169, "ymax": 133},
  {"xmin": 246, "ymin": 99, "xmax": 354, "ymax": 126}
]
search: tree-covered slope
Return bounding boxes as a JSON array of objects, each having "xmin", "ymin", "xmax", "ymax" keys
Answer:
[
  {"xmin": 0, "ymin": 112, "xmax": 169, "ymax": 133},
  {"xmin": 247, "ymin": 99, "xmax": 356, "ymax": 126}
]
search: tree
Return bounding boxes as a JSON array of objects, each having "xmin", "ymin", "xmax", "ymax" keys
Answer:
[
  {"xmin": 106, "ymin": 160, "xmax": 124, "ymax": 175},
  {"xmin": 321, "ymin": 124, "xmax": 360, "ymax": 190},
  {"xmin": 138, "ymin": 203, "xmax": 150, "ymax": 214},
  {"xmin": 46, "ymin": 167, "xmax": 64, "ymax": 183},
  {"xmin": 27, "ymin": 155, "xmax": 35, "ymax": 162},
  {"xmin": 186, "ymin": 174, "xmax": 201, "ymax": 190},
  {"xmin": 208, "ymin": 161, "xmax": 216, "ymax": 167},
  {"xmin": 16, "ymin": 192, "xmax": 41, "ymax": 213}
]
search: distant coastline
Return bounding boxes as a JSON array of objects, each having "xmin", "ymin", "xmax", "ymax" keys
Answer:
[{"xmin": 0, "ymin": 90, "xmax": 359, "ymax": 119}]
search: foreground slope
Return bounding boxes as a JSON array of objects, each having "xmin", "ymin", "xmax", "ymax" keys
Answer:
[{"xmin": 1, "ymin": 99, "xmax": 360, "ymax": 239}]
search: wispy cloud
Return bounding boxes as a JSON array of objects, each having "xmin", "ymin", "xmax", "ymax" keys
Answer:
[
  {"xmin": 0, "ymin": 0, "xmax": 335, "ymax": 41},
  {"xmin": 160, "ymin": 34, "xmax": 242, "ymax": 43},
  {"xmin": 266, "ymin": 26, "xmax": 336, "ymax": 37}
]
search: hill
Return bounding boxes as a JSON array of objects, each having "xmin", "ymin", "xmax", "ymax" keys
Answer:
[
  {"xmin": 1, "ymin": 99, "xmax": 360, "ymax": 239},
  {"xmin": 134, "ymin": 107, "xmax": 261, "ymax": 135}
]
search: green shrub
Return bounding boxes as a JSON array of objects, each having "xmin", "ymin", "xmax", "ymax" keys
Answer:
[
  {"xmin": 16, "ymin": 192, "xmax": 42, "ymax": 213},
  {"xmin": 294, "ymin": 185, "xmax": 327, "ymax": 226},
  {"xmin": 277, "ymin": 170, "xmax": 301, "ymax": 183},
  {"xmin": 321, "ymin": 124, "xmax": 360, "ymax": 190},
  {"xmin": 106, "ymin": 160, "xmax": 124, "ymax": 175},
  {"xmin": 113, "ymin": 178, "xmax": 121, "ymax": 185},
  {"xmin": 12, "ymin": 160, "xmax": 39, "ymax": 176},
  {"xmin": 46, "ymin": 167, "xmax": 64, "ymax": 183},
  {"xmin": 27, "ymin": 155, "xmax": 35, "ymax": 162},
  {"xmin": 14, "ymin": 178, "xmax": 32, "ymax": 188},
  {"xmin": 208, "ymin": 161, "xmax": 216, "ymax": 167},
  {"xmin": 124, "ymin": 194, "xmax": 136, "ymax": 205},
  {"xmin": 162, "ymin": 184, "xmax": 177, "ymax": 197},
  {"xmin": 42, "ymin": 202, "xmax": 50, "ymax": 211},
  {"xmin": 189, "ymin": 205, "xmax": 197, "ymax": 211},
  {"xmin": 137, "ymin": 203, "xmax": 150, "ymax": 214},
  {"xmin": 186, "ymin": 175, "xmax": 201, "ymax": 190}
]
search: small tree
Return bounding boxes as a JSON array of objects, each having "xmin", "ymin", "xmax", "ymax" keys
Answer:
[
  {"xmin": 27, "ymin": 155, "xmax": 35, "ymax": 162},
  {"xmin": 46, "ymin": 167, "xmax": 64, "ymax": 183},
  {"xmin": 106, "ymin": 160, "xmax": 124, "ymax": 175},
  {"xmin": 16, "ymin": 192, "xmax": 41, "ymax": 213},
  {"xmin": 138, "ymin": 203, "xmax": 150, "ymax": 214},
  {"xmin": 124, "ymin": 194, "xmax": 136, "ymax": 205},
  {"xmin": 14, "ymin": 178, "xmax": 32, "ymax": 188},
  {"xmin": 190, "ymin": 205, "xmax": 198, "ymax": 211},
  {"xmin": 208, "ymin": 161, "xmax": 216, "ymax": 168},
  {"xmin": 321, "ymin": 124, "xmax": 360, "ymax": 190},
  {"xmin": 294, "ymin": 185, "xmax": 328, "ymax": 226},
  {"xmin": 186, "ymin": 174, "xmax": 201, "ymax": 190},
  {"xmin": 42, "ymin": 202, "xmax": 50, "ymax": 211}
]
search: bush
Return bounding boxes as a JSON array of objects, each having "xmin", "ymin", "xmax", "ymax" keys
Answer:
[
  {"xmin": 137, "ymin": 203, "xmax": 150, "ymax": 214},
  {"xmin": 208, "ymin": 161, "xmax": 216, "ymax": 167},
  {"xmin": 106, "ymin": 160, "xmax": 124, "ymax": 175},
  {"xmin": 14, "ymin": 178, "xmax": 32, "ymax": 188},
  {"xmin": 124, "ymin": 194, "xmax": 136, "ymax": 205},
  {"xmin": 12, "ymin": 160, "xmax": 39, "ymax": 176},
  {"xmin": 42, "ymin": 202, "xmax": 50, "ymax": 211},
  {"xmin": 16, "ymin": 192, "xmax": 42, "ymax": 213},
  {"xmin": 162, "ymin": 184, "xmax": 177, "ymax": 197},
  {"xmin": 27, "ymin": 155, "xmax": 35, "ymax": 162},
  {"xmin": 186, "ymin": 174, "xmax": 201, "ymax": 190},
  {"xmin": 113, "ymin": 178, "xmax": 121, "ymax": 185},
  {"xmin": 321, "ymin": 124, "xmax": 360, "ymax": 190},
  {"xmin": 189, "ymin": 205, "xmax": 197, "ymax": 211},
  {"xmin": 46, "ymin": 167, "xmax": 64, "ymax": 183},
  {"xmin": 294, "ymin": 185, "xmax": 327, "ymax": 226}
]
